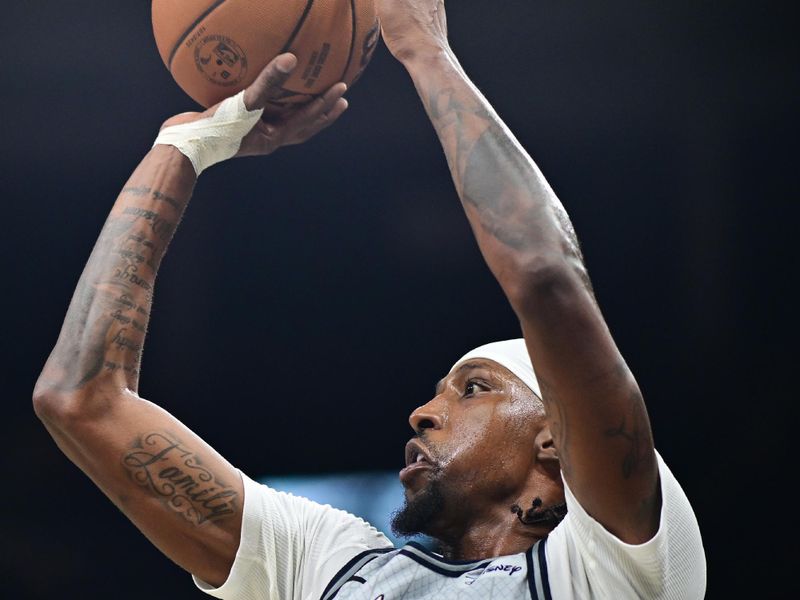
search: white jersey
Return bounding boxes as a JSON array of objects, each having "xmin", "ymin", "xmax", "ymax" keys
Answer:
[
  {"xmin": 194, "ymin": 451, "xmax": 706, "ymax": 599},
  {"xmin": 319, "ymin": 539, "xmax": 549, "ymax": 600}
]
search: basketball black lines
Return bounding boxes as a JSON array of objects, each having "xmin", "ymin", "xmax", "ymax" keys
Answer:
[
  {"xmin": 339, "ymin": 0, "xmax": 358, "ymax": 83},
  {"xmin": 158, "ymin": 0, "xmax": 376, "ymax": 107},
  {"xmin": 168, "ymin": 0, "xmax": 229, "ymax": 71},
  {"xmin": 279, "ymin": 0, "xmax": 317, "ymax": 54}
]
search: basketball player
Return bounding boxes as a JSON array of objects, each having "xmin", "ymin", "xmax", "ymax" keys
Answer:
[{"xmin": 34, "ymin": 1, "xmax": 706, "ymax": 598}]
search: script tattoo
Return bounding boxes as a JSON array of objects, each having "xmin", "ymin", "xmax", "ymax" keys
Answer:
[
  {"xmin": 40, "ymin": 185, "xmax": 187, "ymax": 392},
  {"xmin": 122, "ymin": 206, "xmax": 175, "ymax": 241},
  {"xmin": 123, "ymin": 432, "xmax": 238, "ymax": 525},
  {"xmin": 604, "ymin": 387, "xmax": 650, "ymax": 479},
  {"xmin": 122, "ymin": 185, "xmax": 182, "ymax": 211}
]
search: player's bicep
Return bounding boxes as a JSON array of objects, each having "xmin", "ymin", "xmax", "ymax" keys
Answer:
[
  {"xmin": 37, "ymin": 390, "xmax": 242, "ymax": 587},
  {"xmin": 518, "ymin": 274, "xmax": 659, "ymax": 543}
]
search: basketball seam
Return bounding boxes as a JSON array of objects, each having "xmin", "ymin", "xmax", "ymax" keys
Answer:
[
  {"xmin": 167, "ymin": 0, "xmax": 229, "ymax": 71},
  {"xmin": 267, "ymin": 0, "xmax": 316, "ymax": 101},
  {"xmin": 339, "ymin": 0, "xmax": 358, "ymax": 82},
  {"xmin": 280, "ymin": 0, "xmax": 316, "ymax": 53}
]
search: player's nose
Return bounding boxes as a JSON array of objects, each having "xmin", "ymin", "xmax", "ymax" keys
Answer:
[{"xmin": 408, "ymin": 399, "xmax": 444, "ymax": 433}]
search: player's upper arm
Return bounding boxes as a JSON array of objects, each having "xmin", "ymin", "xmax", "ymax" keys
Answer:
[
  {"xmin": 548, "ymin": 452, "xmax": 706, "ymax": 599},
  {"xmin": 33, "ymin": 386, "xmax": 242, "ymax": 587},
  {"xmin": 512, "ymin": 259, "xmax": 660, "ymax": 545}
]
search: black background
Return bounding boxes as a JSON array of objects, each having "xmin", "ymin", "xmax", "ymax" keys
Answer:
[{"xmin": 2, "ymin": 1, "xmax": 796, "ymax": 597}]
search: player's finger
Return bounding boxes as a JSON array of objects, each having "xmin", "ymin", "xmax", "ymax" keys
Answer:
[
  {"xmin": 313, "ymin": 97, "xmax": 349, "ymax": 132},
  {"xmin": 292, "ymin": 83, "xmax": 348, "ymax": 124},
  {"xmin": 291, "ymin": 98, "xmax": 349, "ymax": 144},
  {"xmin": 243, "ymin": 53, "xmax": 298, "ymax": 110}
]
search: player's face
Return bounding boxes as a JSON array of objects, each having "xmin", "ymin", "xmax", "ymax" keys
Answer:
[{"xmin": 397, "ymin": 359, "xmax": 544, "ymax": 532}]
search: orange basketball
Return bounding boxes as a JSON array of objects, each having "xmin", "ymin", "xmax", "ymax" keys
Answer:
[{"xmin": 152, "ymin": 0, "xmax": 380, "ymax": 110}]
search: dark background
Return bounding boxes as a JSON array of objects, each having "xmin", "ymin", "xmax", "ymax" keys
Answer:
[{"xmin": 2, "ymin": 1, "xmax": 796, "ymax": 597}]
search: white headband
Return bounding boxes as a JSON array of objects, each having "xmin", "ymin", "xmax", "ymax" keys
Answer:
[{"xmin": 450, "ymin": 338, "xmax": 541, "ymax": 399}]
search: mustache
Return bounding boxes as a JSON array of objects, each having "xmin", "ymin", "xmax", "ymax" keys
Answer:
[
  {"xmin": 413, "ymin": 432, "xmax": 445, "ymax": 473},
  {"xmin": 414, "ymin": 432, "xmax": 440, "ymax": 459}
]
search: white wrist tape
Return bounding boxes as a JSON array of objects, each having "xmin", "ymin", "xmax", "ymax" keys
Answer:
[{"xmin": 153, "ymin": 91, "xmax": 264, "ymax": 176}]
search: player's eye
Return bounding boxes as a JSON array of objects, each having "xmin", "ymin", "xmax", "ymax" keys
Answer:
[{"xmin": 464, "ymin": 380, "xmax": 486, "ymax": 396}]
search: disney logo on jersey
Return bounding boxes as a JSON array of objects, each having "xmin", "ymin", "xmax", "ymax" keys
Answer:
[
  {"xmin": 463, "ymin": 563, "xmax": 523, "ymax": 585},
  {"xmin": 485, "ymin": 564, "xmax": 523, "ymax": 576}
]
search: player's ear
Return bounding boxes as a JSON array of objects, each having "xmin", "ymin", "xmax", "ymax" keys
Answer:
[{"xmin": 534, "ymin": 425, "xmax": 560, "ymax": 471}]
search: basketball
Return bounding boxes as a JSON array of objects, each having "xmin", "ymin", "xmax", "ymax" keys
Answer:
[{"xmin": 152, "ymin": 0, "xmax": 380, "ymax": 110}]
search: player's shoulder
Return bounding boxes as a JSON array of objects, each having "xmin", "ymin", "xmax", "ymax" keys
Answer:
[{"xmin": 544, "ymin": 450, "xmax": 706, "ymax": 599}]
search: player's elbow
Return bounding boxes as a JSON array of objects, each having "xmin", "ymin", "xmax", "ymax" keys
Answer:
[
  {"xmin": 33, "ymin": 384, "xmax": 75, "ymax": 426},
  {"xmin": 33, "ymin": 381, "xmax": 61, "ymax": 422},
  {"xmin": 32, "ymin": 382, "xmax": 111, "ymax": 428}
]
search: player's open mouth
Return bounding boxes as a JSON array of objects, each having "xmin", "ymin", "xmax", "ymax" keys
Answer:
[{"xmin": 400, "ymin": 439, "xmax": 435, "ymax": 482}]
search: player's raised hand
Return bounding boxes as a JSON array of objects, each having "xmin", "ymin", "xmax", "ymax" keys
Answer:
[
  {"xmin": 237, "ymin": 54, "xmax": 349, "ymax": 156},
  {"xmin": 158, "ymin": 53, "xmax": 348, "ymax": 170},
  {"xmin": 376, "ymin": 0, "xmax": 449, "ymax": 62}
]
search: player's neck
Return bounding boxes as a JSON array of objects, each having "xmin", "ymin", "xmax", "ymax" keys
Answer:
[{"xmin": 435, "ymin": 506, "xmax": 552, "ymax": 561}]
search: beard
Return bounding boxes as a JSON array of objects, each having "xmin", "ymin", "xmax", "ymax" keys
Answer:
[{"xmin": 391, "ymin": 476, "xmax": 447, "ymax": 538}]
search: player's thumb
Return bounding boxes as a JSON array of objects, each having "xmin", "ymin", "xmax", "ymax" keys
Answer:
[{"xmin": 243, "ymin": 53, "xmax": 298, "ymax": 110}]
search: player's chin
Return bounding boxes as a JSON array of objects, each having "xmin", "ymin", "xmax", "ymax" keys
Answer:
[{"xmin": 392, "ymin": 475, "xmax": 447, "ymax": 539}]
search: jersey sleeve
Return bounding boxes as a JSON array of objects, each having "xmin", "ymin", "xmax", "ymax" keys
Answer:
[
  {"xmin": 192, "ymin": 471, "xmax": 393, "ymax": 600},
  {"xmin": 547, "ymin": 450, "xmax": 707, "ymax": 599}
]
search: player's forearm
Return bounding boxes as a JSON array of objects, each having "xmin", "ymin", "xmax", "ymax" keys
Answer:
[
  {"xmin": 403, "ymin": 51, "xmax": 590, "ymax": 304},
  {"xmin": 35, "ymin": 145, "xmax": 195, "ymax": 400}
]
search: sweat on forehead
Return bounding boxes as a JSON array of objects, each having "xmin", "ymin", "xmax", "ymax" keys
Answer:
[{"xmin": 450, "ymin": 339, "xmax": 541, "ymax": 399}]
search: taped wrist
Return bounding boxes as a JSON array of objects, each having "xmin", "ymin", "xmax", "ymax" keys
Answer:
[{"xmin": 153, "ymin": 91, "xmax": 264, "ymax": 176}]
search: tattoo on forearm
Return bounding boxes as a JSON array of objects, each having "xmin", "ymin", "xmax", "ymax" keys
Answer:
[
  {"xmin": 103, "ymin": 360, "xmax": 139, "ymax": 377},
  {"xmin": 462, "ymin": 124, "xmax": 549, "ymax": 251},
  {"xmin": 425, "ymin": 85, "xmax": 592, "ymax": 289},
  {"xmin": 122, "ymin": 206, "xmax": 176, "ymax": 241},
  {"xmin": 111, "ymin": 328, "xmax": 142, "ymax": 353},
  {"xmin": 42, "ymin": 186, "xmax": 187, "ymax": 392},
  {"xmin": 428, "ymin": 87, "xmax": 483, "ymax": 191},
  {"xmin": 122, "ymin": 185, "xmax": 182, "ymax": 211},
  {"xmin": 123, "ymin": 432, "xmax": 238, "ymax": 525}
]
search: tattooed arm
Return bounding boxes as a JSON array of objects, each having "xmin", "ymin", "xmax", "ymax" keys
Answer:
[
  {"xmin": 378, "ymin": 1, "xmax": 660, "ymax": 543},
  {"xmin": 32, "ymin": 55, "xmax": 349, "ymax": 586}
]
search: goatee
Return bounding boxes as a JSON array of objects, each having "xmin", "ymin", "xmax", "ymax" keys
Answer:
[{"xmin": 391, "ymin": 479, "xmax": 446, "ymax": 538}]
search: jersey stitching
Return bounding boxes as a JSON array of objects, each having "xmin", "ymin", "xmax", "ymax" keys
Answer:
[
  {"xmin": 320, "ymin": 547, "xmax": 393, "ymax": 600},
  {"xmin": 538, "ymin": 538, "xmax": 552, "ymax": 600},
  {"xmin": 398, "ymin": 548, "xmax": 493, "ymax": 577},
  {"xmin": 405, "ymin": 541, "xmax": 491, "ymax": 568},
  {"xmin": 526, "ymin": 542, "xmax": 541, "ymax": 600}
]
